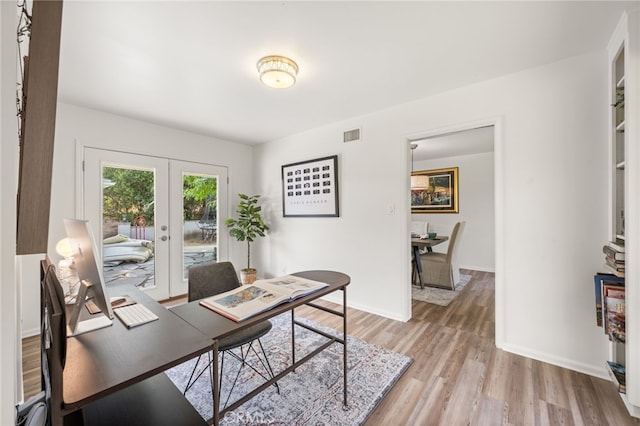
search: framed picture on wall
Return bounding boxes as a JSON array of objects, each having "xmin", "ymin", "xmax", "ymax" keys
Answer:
[
  {"xmin": 281, "ymin": 155, "xmax": 339, "ymax": 217},
  {"xmin": 411, "ymin": 167, "xmax": 459, "ymax": 213}
]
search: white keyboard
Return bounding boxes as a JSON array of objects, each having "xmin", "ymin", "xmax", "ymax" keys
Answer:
[{"xmin": 113, "ymin": 303, "xmax": 159, "ymax": 328}]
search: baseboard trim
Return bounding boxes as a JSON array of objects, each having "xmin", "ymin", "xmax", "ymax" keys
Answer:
[
  {"xmin": 501, "ymin": 342, "xmax": 608, "ymax": 380},
  {"xmin": 460, "ymin": 264, "xmax": 495, "ymax": 273},
  {"xmin": 22, "ymin": 326, "xmax": 40, "ymax": 339},
  {"xmin": 320, "ymin": 293, "xmax": 408, "ymax": 322}
]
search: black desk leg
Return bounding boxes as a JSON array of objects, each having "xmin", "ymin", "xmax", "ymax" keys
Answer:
[
  {"xmin": 291, "ymin": 309, "xmax": 296, "ymax": 372},
  {"xmin": 412, "ymin": 245, "xmax": 423, "ymax": 287},
  {"xmin": 212, "ymin": 340, "xmax": 219, "ymax": 426},
  {"xmin": 343, "ymin": 287, "xmax": 348, "ymax": 408}
]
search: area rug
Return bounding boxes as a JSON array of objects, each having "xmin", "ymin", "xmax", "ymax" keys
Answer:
[
  {"xmin": 411, "ymin": 274, "xmax": 472, "ymax": 306},
  {"xmin": 165, "ymin": 313, "xmax": 413, "ymax": 425}
]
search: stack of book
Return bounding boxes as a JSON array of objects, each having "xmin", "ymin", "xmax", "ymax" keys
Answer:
[
  {"xmin": 603, "ymin": 240, "xmax": 625, "ymax": 277},
  {"xmin": 593, "ymin": 272, "xmax": 625, "ymax": 342}
]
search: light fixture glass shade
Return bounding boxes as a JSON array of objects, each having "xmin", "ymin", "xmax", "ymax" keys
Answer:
[
  {"xmin": 256, "ymin": 55, "xmax": 298, "ymax": 88},
  {"xmin": 411, "ymin": 175, "xmax": 430, "ymax": 190},
  {"xmin": 55, "ymin": 238, "xmax": 74, "ymax": 258}
]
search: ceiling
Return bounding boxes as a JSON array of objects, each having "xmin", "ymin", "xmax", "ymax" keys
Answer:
[
  {"xmin": 412, "ymin": 126, "xmax": 494, "ymax": 162},
  {"xmin": 57, "ymin": 1, "xmax": 636, "ymax": 145}
]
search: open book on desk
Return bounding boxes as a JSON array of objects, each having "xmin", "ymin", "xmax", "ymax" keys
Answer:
[{"xmin": 199, "ymin": 275, "xmax": 329, "ymax": 322}]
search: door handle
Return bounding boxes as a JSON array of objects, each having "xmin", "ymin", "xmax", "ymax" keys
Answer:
[{"xmin": 160, "ymin": 236, "xmax": 168, "ymax": 241}]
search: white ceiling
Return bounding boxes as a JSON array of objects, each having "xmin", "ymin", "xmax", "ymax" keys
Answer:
[
  {"xmin": 57, "ymin": 1, "xmax": 636, "ymax": 145},
  {"xmin": 412, "ymin": 126, "xmax": 494, "ymax": 161}
]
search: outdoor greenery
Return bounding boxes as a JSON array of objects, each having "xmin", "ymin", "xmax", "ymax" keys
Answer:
[
  {"xmin": 225, "ymin": 194, "xmax": 269, "ymax": 271},
  {"xmin": 183, "ymin": 175, "xmax": 217, "ymax": 221},
  {"xmin": 103, "ymin": 167, "xmax": 155, "ymax": 225},
  {"xmin": 102, "ymin": 167, "xmax": 217, "ymax": 225}
]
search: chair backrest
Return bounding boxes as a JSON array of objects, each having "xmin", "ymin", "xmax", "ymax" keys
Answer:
[
  {"xmin": 445, "ymin": 221, "xmax": 466, "ymax": 263},
  {"xmin": 188, "ymin": 261, "xmax": 240, "ymax": 302},
  {"xmin": 41, "ymin": 259, "xmax": 67, "ymax": 426},
  {"xmin": 198, "ymin": 201, "xmax": 216, "ymax": 226},
  {"xmin": 411, "ymin": 221, "xmax": 428, "ymax": 236}
]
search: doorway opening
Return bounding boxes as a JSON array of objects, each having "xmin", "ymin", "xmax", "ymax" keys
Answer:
[{"xmin": 407, "ymin": 122, "xmax": 499, "ymax": 336}]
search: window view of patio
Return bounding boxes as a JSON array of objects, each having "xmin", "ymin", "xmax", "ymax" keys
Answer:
[
  {"xmin": 181, "ymin": 173, "xmax": 218, "ymax": 279},
  {"xmin": 100, "ymin": 166, "xmax": 217, "ymax": 290}
]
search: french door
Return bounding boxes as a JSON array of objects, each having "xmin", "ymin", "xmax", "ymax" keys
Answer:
[{"xmin": 83, "ymin": 148, "xmax": 227, "ymax": 300}]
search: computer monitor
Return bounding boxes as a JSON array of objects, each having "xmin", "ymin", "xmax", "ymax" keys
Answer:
[{"xmin": 63, "ymin": 218, "xmax": 113, "ymax": 336}]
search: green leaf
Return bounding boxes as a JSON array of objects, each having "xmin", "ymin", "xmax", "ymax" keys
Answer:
[{"xmin": 226, "ymin": 194, "xmax": 268, "ymax": 269}]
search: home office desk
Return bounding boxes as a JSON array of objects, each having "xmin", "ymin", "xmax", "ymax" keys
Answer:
[
  {"xmin": 411, "ymin": 236, "xmax": 448, "ymax": 287},
  {"xmin": 170, "ymin": 270, "xmax": 350, "ymax": 425},
  {"xmin": 59, "ymin": 285, "xmax": 213, "ymax": 426}
]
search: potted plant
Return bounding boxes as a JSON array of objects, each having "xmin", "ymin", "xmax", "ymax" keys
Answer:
[{"xmin": 225, "ymin": 194, "xmax": 269, "ymax": 284}]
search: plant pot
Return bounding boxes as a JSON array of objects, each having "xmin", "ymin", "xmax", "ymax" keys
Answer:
[{"xmin": 240, "ymin": 269, "xmax": 257, "ymax": 285}]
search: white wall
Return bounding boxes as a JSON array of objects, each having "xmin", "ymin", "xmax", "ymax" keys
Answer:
[
  {"xmin": 254, "ymin": 50, "xmax": 611, "ymax": 378},
  {"xmin": 1, "ymin": 0, "xmax": 20, "ymax": 420},
  {"xmin": 19, "ymin": 102, "xmax": 255, "ymax": 336},
  {"xmin": 411, "ymin": 151, "xmax": 495, "ymax": 272}
]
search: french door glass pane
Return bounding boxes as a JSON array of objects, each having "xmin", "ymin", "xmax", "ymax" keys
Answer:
[
  {"xmin": 182, "ymin": 173, "xmax": 218, "ymax": 278},
  {"xmin": 101, "ymin": 165, "xmax": 157, "ymax": 289}
]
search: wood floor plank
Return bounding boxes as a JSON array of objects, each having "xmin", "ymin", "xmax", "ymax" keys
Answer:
[{"xmin": 21, "ymin": 269, "xmax": 639, "ymax": 425}]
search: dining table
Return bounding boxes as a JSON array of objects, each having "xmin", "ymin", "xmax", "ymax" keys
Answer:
[{"xmin": 411, "ymin": 236, "xmax": 449, "ymax": 288}]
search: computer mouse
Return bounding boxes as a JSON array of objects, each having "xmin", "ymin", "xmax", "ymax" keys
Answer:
[{"xmin": 110, "ymin": 297, "xmax": 126, "ymax": 307}]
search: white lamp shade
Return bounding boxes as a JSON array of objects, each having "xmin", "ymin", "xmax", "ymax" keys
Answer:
[
  {"xmin": 55, "ymin": 238, "xmax": 74, "ymax": 258},
  {"xmin": 411, "ymin": 175, "xmax": 430, "ymax": 190}
]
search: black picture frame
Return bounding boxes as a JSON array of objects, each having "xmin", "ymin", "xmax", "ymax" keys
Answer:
[{"xmin": 282, "ymin": 155, "xmax": 339, "ymax": 217}]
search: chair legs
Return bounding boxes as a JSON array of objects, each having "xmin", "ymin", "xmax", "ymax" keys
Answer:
[{"xmin": 183, "ymin": 338, "xmax": 279, "ymax": 409}]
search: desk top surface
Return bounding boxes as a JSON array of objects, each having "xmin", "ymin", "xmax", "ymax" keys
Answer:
[
  {"xmin": 411, "ymin": 235, "xmax": 449, "ymax": 247},
  {"xmin": 170, "ymin": 270, "xmax": 350, "ymax": 341},
  {"xmin": 62, "ymin": 285, "xmax": 213, "ymax": 410}
]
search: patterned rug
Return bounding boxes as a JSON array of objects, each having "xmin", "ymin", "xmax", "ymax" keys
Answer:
[
  {"xmin": 411, "ymin": 274, "xmax": 472, "ymax": 306},
  {"xmin": 165, "ymin": 313, "xmax": 412, "ymax": 425}
]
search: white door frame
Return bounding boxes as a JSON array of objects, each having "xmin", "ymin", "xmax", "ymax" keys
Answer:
[
  {"xmin": 404, "ymin": 116, "xmax": 505, "ymax": 348},
  {"xmin": 169, "ymin": 159, "xmax": 228, "ymax": 296},
  {"xmin": 83, "ymin": 147, "xmax": 171, "ymax": 300},
  {"xmin": 79, "ymin": 144, "xmax": 228, "ymax": 300}
]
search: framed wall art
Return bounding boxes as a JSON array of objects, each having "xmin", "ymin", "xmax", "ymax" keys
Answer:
[
  {"xmin": 282, "ymin": 155, "xmax": 339, "ymax": 217},
  {"xmin": 411, "ymin": 167, "xmax": 459, "ymax": 214}
]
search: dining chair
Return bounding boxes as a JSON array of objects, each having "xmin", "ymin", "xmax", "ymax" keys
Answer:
[
  {"xmin": 419, "ymin": 221, "xmax": 466, "ymax": 290},
  {"xmin": 183, "ymin": 261, "xmax": 278, "ymax": 408}
]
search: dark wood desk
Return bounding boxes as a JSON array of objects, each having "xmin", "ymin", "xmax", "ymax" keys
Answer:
[
  {"xmin": 411, "ymin": 236, "xmax": 448, "ymax": 287},
  {"xmin": 60, "ymin": 285, "xmax": 213, "ymax": 424},
  {"xmin": 170, "ymin": 270, "xmax": 350, "ymax": 425}
]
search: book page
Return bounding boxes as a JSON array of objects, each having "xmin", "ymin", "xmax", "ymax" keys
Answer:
[
  {"xmin": 255, "ymin": 275, "xmax": 328, "ymax": 299},
  {"xmin": 200, "ymin": 285, "xmax": 289, "ymax": 321}
]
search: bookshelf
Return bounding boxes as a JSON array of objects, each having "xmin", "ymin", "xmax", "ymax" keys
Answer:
[{"xmin": 604, "ymin": 10, "xmax": 640, "ymax": 417}]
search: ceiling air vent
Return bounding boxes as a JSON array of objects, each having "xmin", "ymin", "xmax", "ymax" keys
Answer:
[{"xmin": 343, "ymin": 128, "xmax": 361, "ymax": 143}]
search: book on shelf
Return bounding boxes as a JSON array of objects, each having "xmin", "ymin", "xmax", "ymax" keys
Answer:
[
  {"xmin": 605, "ymin": 258, "xmax": 625, "ymax": 271},
  {"xmin": 607, "ymin": 361, "xmax": 626, "ymax": 393},
  {"xmin": 602, "ymin": 264, "xmax": 625, "ymax": 277},
  {"xmin": 607, "ymin": 240, "xmax": 625, "ymax": 253},
  {"xmin": 593, "ymin": 273, "xmax": 624, "ymax": 327},
  {"xmin": 603, "ymin": 285, "xmax": 625, "ymax": 343},
  {"xmin": 199, "ymin": 275, "xmax": 329, "ymax": 322},
  {"xmin": 603, "ymin": 244, "xmax": 625, "ymax": 261}
]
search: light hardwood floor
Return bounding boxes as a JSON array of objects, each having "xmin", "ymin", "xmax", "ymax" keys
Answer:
[{"xmin": 22, "ymin": 270, "xmax": 638, "ymax": 425}]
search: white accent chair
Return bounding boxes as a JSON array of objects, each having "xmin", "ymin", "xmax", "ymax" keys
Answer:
[
  {"xmin": 411, "ymin": 221, "xmax": 429, "ymax": 237},
  {"xmin": 419, "ymin": 221, "xmax": 466, "ymax": 290}
]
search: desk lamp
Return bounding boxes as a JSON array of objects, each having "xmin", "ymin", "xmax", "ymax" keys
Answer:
[{"xmin": 55, "ymin": 238, "xmax": 80, "ymax": 303}]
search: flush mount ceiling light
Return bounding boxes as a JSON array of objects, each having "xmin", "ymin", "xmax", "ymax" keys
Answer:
[{"xmin": 256, "ymin": 55, "xmax": 299, "ymax": 89}]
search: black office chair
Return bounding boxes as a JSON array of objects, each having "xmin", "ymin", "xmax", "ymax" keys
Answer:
[{"xmin": 183, "ymin": 261, "xmax": 278, "ymax": 408}]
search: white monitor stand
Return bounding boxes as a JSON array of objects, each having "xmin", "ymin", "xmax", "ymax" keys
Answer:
[{"xmin": 67, "ymin": 280, "xmax": 112, "ymax": 336}]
